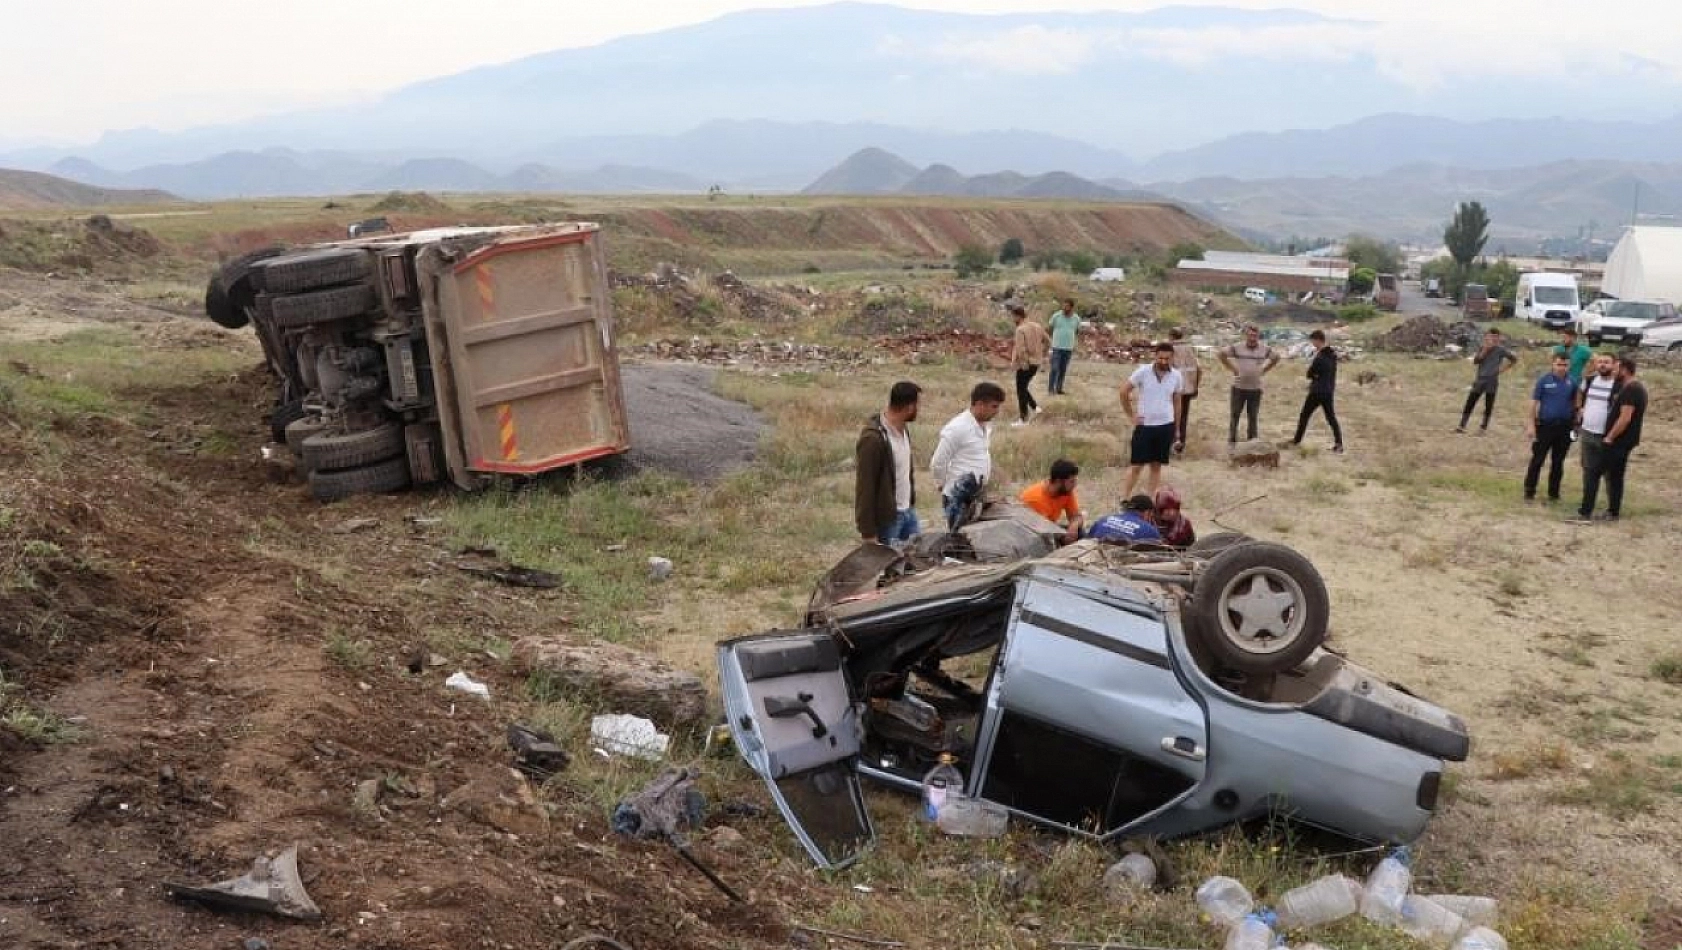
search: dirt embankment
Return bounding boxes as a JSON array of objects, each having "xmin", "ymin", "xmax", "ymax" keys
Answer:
[{"xmin": 593, "ymin": 201, "xmax": 1226, "ymax": 260}]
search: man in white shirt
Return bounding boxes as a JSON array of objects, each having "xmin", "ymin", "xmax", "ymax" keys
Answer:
[
  {"xmin": 1118, "ymin": 342, "xmax": 1184, "ymax": 499},
  {"xmin": 930, "ymin": 381, "xmax": 1006, "ymax": 528}
]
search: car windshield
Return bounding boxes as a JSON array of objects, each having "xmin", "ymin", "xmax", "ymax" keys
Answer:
[
  {"xmin": 1534, "ymin": 286, "xmax": 1577, "ymax": 305},
  {"xmin": 1606, "ymin": 301, "xmax": 1662, "ymax": 320},
  {"xmin": 1464, "ymin": 285, "xmax": 1488, "ymax": 300}
]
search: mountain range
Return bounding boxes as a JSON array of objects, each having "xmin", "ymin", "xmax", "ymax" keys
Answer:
[{"xmin": 0, "ymin": 168, "xmax": 175, "ymax": 210}]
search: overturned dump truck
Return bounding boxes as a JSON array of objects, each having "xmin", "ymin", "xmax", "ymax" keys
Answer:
[{"xmin": 204, "ymin": 224, "xmax": 631, "ymax": 501}]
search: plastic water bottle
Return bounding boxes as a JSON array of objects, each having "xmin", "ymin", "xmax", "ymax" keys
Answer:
[
  {"xmin": 1196, "ymin": 876, "xmax": 1255, "ymax": 927},
  {"xmin": 1102, "ymin": 853, "xmax": 1158, "ymax": 894},
  {"xmin": 1359, "ymin": 846, "xmax": 1413, "ymax": 925},
  {"xmin": 934, "ymin": 796, "xmax": 1007, "ymax": 838},
  {"xmin": 920, "ymin": 753, "xmax": 964, "ymax": 822},
  {"xmin": 1223, "ymin": 910, "xmax": 1278, "ymax": 950},
  {"xmin": 1275, "ymin": 874, "xmax": 1363, "ymax": 929},
  {"xmin": 1424, "ymin": 894, "xmax": 1498, "ymax": 928},
  {"xmin": 1399, "ymin": 895, "xmax": 1468, "ymax": 947},
  {"xmin": 1452, "ymin": 926, "xmax": 1508, "ymax": 950}
]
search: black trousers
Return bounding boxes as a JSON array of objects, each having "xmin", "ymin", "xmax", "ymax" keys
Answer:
[
  {"xmin": 1177, "ymin": 391, "xmax": 1196, "ymax": 444},
  {"xmin": 1459, "ymin": 387, "xmax": 1496, "ymax": 429},
  {"xmin": 1293, "ymin": 392, "xmax": 1343, "ymax": 447},
  {"xmin": 1581, "ymin": 441, "xmax": 1633, "ymax": 517},
  {"xmin": 1523, "ymin": 420, "xmax": 1573, "ymax": 499},
  {"xmin": 1015, "ymin": 366, "xmax": 1039, "ymax": 420},
  {"xmin": 1228, "ymin": 388, "xmax": 1261, "ymax": 442}
]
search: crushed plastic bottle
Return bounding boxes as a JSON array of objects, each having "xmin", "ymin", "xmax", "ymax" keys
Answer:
[
  {"xmin": 1102, "ymin": 853, "xmax": 1158, "ymax": 894},
  {"xmin": 1423, "ymin": 894, "xmax": 1498, "ymax": 928},
  {"xmin": 1452, "ymin": 926, "xmax": 1509, "ymax": 950},
  {"xmin": 1399, "ymin": 895, "xmax": 1468, "ymax": 947},
  {"xmin": 920, "ymin": 753, "xmax": 964, "ymax": 822},
  {"xmin": 1196, "ymin": 876, "xmax": 1255, "ymax": 927},
  {"xmin": 1359, "ymin": 846, "xmax": 1413, "ymax": 925},
  {"xmin": 1223, "ymin": 910, "xmax": 1278, "ymax": 950},
  {"xmin": 1275, "ymin": 874, "xmax": 1363, "ymax": 930},
  {"xmin": 934, "ymin": 795, "xmax": 1007, "ymax": 837}
]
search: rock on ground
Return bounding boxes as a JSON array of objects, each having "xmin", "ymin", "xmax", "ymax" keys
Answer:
[
  {"xmin": 511, "ymin": 636, "xmax": 709, "ymax": 728},
  {"xmin": 441, "ymin": 767, "xmax": 550, "ymax": 837},
  {"xmin": 1230, "ymin": 440, "xmax": 1281, "ymax": 468}
]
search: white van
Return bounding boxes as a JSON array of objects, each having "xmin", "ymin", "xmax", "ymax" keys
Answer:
[
  {"xmin": 1515, "ymin": 272, "xmax": 1580, "ymax": 329},
  {"xmin": 1243, "ymin": 287, "xmax": 1268, "ymax": 304},
  {"xmin": 1089, "ymin": 267, "xmax": 1127, "ymax": 282}
]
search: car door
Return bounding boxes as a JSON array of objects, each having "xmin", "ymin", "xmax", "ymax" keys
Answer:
[
  {"xmin": 717, "ymin": 630, "xmax": 873, "ymax": 869},
  {"xmin": 969, "ymin": 577, "xmax": 1209, "ymax": 839}
]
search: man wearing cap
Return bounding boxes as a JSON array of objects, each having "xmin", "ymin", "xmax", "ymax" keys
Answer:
[
  {"xmin": 1009, "ymin": 304, "xmax": 1051, "ymax": 426},
  {"xmin": 1218, "ymin": 324, "xmax": 1280, "ymax": 444}
]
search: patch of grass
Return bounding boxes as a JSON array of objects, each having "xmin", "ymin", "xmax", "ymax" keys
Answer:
[
  {"xmin": 1546, "ymin": 753, "xmax": 1667, "ymax": 820},
  {"xmin": 0, "ymin": 673, "xmax": 84, "ymax": 746},
  {"xmin": 1488, "ymin": 743, "xmax": 1572, "ymax": 780},
  {"xmin": 1301, "ymin": 473, "xmax": 1351, "ymax": 496},
  {"xmin": 1651, "ymin": 654, "xmax": 1682, "ymax": 685},
  {"xmin": 1493, "ymin": 567, "xmax": 1527, "ymax": 598},
  {"xmin": 323, "ymin": 631, "xmax": 372, "ymax": 671},
  {"xmin": 1570, "ymin": 707, "xmax": 1657, "ymax": 745}
]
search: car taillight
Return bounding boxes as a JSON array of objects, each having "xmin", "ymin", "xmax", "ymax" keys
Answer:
[{"xmin": 1417, "ymin": 771, "xmax": 1441, "ymax": 810}]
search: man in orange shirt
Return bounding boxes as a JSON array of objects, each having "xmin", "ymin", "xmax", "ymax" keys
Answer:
[{"xmin": 1018, "ymin": 458, "xmax": 1083, "ymax": 543}]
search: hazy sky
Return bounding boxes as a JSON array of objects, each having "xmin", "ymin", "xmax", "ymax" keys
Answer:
[{"xmin": 3, "ymin": 0, "xmax": 1677, "ymax": 143}]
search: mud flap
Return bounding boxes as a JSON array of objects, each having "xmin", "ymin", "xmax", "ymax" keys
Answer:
[{"xmin": 164, "ymin": 843, "xmax": 323, "ymax": 920}]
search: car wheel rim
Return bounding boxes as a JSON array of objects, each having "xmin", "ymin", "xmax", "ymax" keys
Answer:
[{"xmin": 1216, "ymin": 567, "xmax": 1308, "ymax": 655}]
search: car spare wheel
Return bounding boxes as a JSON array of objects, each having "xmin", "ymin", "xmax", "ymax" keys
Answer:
[
  {"xmin": 266, "ymin": 283, "xmax": 379, "ymax": 328},
  {"xmin": 1187, "ymin": 531, "xmax": 1253, "ymax": 556},
  {"xmin": 307, "ymin": 456, "xmax": 411, "ymax": 502},
  {"xmin": 300, "ymin": 422, "xmax": 404, "ymax": 472},
  {"xmin": 1187, "ymin": 542, "xmax": 1328, "ymax": 674},
  {"xmin": 256, "ymin": 248, "xmax": 371, "ymax": 294}
]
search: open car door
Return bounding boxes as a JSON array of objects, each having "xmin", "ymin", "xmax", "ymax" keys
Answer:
[{"xmin": 718, "ymin": 631, "xmax": 874, "ymax": 869}]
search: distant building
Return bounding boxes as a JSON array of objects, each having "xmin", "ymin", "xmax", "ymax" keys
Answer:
[
  {"xmin": 1601, "ymin": 226, "xmax": 1682, "ymax": 302},
  {"xmin": 1173, "ymin": 251, "xmax": 1349, "ymax": 294}
]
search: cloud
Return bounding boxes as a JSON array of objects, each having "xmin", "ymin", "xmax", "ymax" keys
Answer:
[{"xmin": 910, "ymin": 20, "xmax": 1682, "ymax": 90}]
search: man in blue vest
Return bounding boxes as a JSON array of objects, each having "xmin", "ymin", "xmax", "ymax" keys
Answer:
[
  {"xmin": 1523, "ymin": 354, "xmax": 1576, "ymax": 503},
  {"xmin": 1087, "ymin": 494, "xmax": 1164, "ymax": 544}
]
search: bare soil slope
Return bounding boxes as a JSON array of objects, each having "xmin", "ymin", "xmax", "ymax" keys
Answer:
[{"xmin": 0, "ymin": 168, "xmax": 178, "ymax": 210}]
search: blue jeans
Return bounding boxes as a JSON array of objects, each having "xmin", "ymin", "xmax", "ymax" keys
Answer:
[
  {"xmin": 877, "ymin": 508, "xmax": 921, "ymax": 546},
  {"xmin": 1047, "ymin": 348, "xmax": 1073, "ymax": 394}
]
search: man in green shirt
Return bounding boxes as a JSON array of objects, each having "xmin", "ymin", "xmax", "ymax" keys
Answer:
[
  {"xmin": 1046, "ymin": 297, "xmax": 1081, "ymax": 395},
  {"xmin": 1554, "ymin": 327, "xmax": 1593, "ymax": 384}
]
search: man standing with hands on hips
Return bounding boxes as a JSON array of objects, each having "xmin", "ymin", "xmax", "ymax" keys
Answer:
[
  {"xmin": 1119, "ymin": 342, "xmax": 1184, "ymax": 499},
  {"xmin": 1218, "ymin": 324, "xmax": 1279, "ymax": 444}
]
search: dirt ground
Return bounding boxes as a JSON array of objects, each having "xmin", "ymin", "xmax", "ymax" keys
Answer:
[{"xmin": 2, "ymin": 259, "xmax": 1679, "ymax": 950}]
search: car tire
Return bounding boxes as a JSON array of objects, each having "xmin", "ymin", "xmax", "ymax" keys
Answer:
[
  {"xmin": 307, "ymin": 456, "xmax": 411, "ymax": 502},
  {"xmin": 266, "ymin": 284, "xmax": 378, "ymax": 328},
  {"xmin": 1187, "ymin": 542, "xmax": 1329, "ymax": 675},
  {"xmin": 284, "ymin": 415, "xmax": 329, "ymax": 459},
  {"xmin": 257, "ymin": 248, "xmax": 371, "ymax": 294},
  {"xmin": 1187, "ymin": 532, "xmax": 1253, "ymax": 557},
  {"xmin": 301, "ymin": 422, "xmax": 405, "ymax": 472}
]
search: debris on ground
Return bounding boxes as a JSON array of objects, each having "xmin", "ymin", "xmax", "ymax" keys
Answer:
[
  {"xmin": 629, "ymin": 337, "xmax": 870, "ymax": 371},
  {"xmin": 441, "ymin": 767, "xmax": 551, "ymax": 836},
  {"xmin": 647, "ymin": 556, "xmax": 674, "ymax": 580},
  {"xmin": 163, "ymin": 844, "xmax": 323, "ymax": 921},
  {"xmin": 1373, "ymin": 315, "xmax": 1483, "ymax": 354},
  {"xmin": 444, "ymin": 671, "xmax": 491, "ymax": 698},
  {"xmin": 507, "ymin": 722, "xmax": 571, "ymax": 780},
  {"xmin": 590, "ymin": 713, "xmax": 671, "ymax": 760},
  {"xmin": 513, "ymin": 636, "xmax": 709, "ymax": 727},
  {"xmin": 612, "ymin": 767, "xmax": 745, "ymax": 903},
  {"xmin": 452, "ymin": 548, "xmax": 563, "ymax": 589},
  {"xmin": 1101, "ymin": 853, "xmax": 1158, "ymax": 895},
  {"xmin": 1229, "ymin": 439, "xmax": 1281, "ymax": 468},
  {"xmin": 332, "ymin": 516, "xmax": 380, "ymax": 534}
]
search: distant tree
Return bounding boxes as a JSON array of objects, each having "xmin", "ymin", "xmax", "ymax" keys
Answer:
[
  {"xmin": 1166, "ymin": 241, "xmax": 1206, "ymax": 264},
  {"xmin": 1065, "ymin": 251, "xmax": 1099, "ymax": 275},
  {"xmin": 1028, "ymin": 250, "xmax": 1064, "ymax": 272},
  {"xmin": 1481, "ymin": 260, "xmax": 1521, "ymax": 305},
  {"xmin": 953, "ymin": 244, "xmax": 994, "ymax": 278},
  {"xmin": 1343, "ymin": 234, "xmax": 1403, "ymax": 275},
  {"xmin": 1348, "ymin": 267, "xmax": 1377, "ymax": 295},
  {"xmin": 1444, "ymin": 202, "xmax": 1490, "ymax": 269},
  {"xmin": 998, "ymin": 237, "xmax": 1025, "ymax": 265}
]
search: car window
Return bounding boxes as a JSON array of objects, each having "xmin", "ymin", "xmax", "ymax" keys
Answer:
[
  {"xmin": 1606, "ymin": 301, "xmax": 1661, "ymax": 320},
  {"xmin": 1534, "ymin": 287, "xmax": 1576, "ymax": 304}
]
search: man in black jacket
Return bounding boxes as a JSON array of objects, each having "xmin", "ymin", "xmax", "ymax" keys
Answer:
[
  {"xmin": 855, "ymin": 381, "xmax": 922, "ymax": 545},
  {"xmin": 1289, "ymin": 330, "xmax": 1344, "ymax": 453}
]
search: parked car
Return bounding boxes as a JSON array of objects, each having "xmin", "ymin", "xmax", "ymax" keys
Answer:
[
  {"xmin": 1461, "ymin": 283, "xmax": 1491, "ymax": 319},
  {"xmin": 1089, "ymin": 267, "xmax": 1127, "ymax": 282},
  {"xmin": 1636, "ymin": 313, "xmax": 1682, "ymax": 352},
  {"xmin": 1514, "ymin": 272, "xmax": 1580, "ymax": 329},
  {"xmin": 1577, "ymin": 298, "xmax": 1678, "ymax": 346},
  {"xmin": 718, "ymin": 535, "xmax": 1469, "ymax": 869},
  {"xmin": 1424, "ymin": 278, "xmax": 1443, "ymax": 299},
  {"xmin": 1243, "ymin": 287, "xmax": 1268, "ymax": 304}
]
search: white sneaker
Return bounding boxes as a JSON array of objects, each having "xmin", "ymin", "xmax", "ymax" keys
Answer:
[{"xmin": 1010, "ymin": 419, "xmax": 1029, "ymax": 427}]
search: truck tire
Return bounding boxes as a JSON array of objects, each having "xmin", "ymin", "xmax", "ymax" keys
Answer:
[
  {"xmin": 257, "ymin": 248, "xmax": 371, "ymax": 294},
  {"xmin": 204, "ymin": 246, "xmax": 286, "ymax": 329},
  {"xmin": 307, "ymin": 456, "xmax": 411, "ymax": 502},
  {"xmin": 301, "ymin": 422, "xmax": 404, "ymax": 472},
  {"xmin": 284, "ymin": 415, "xmax": 329, "ymax": 459},
  {"xmin": 268, "ymin": 284, "xmax": 378, "ymax": 328},
  {"xmin": 269, "ymin": 400, "xmax": 307, "ymax": 444},
  {"xmin": 1186, "ymin": 542, "xmax": 1328, "ymax": 675}
]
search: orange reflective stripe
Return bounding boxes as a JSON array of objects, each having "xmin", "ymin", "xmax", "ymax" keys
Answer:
[
  {"xmin": 475, "ymin": 265, "xmax": 496, "ymax": 317},
  {"xmin": 497, "ymin": 403, "xmax": 519, "ymax": 460}
]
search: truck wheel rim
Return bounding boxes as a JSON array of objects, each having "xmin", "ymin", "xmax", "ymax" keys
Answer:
[{"xmin": 1216, "ymin": 567, "xmax": 1307, "ymax": 655}]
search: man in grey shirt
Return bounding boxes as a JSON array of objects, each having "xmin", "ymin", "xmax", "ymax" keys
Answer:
[
  {"xmin": 1217, "ymin": 324, "xmax": 1279, "ymax": 443},
  {"xmin": 1456, "ymin": 328, "xmax": 1519, "ymax": 433}
]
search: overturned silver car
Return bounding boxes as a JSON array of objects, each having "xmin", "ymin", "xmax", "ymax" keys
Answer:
[{"xmin": 717, "ymin": 536, "xmax": 1469, "ymax": 869}]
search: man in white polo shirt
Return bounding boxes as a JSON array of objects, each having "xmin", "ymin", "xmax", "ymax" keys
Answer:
[
  {"xmin": 1119, "ymin": 341, "xmax": 1184, "ymax": 499},
  {"xmin": 930, "ymin": 381, "xmax": 1007, "ymax": 528}
]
